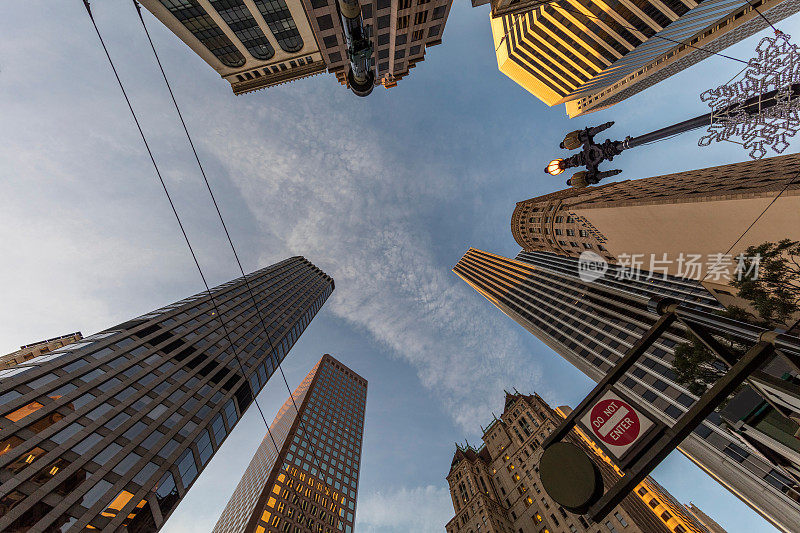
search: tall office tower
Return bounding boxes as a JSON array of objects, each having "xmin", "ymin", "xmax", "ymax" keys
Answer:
[
  {"xmin": 0, "ymin": 332, "xmax": 83, "ymax": 369},
  {"xmin": 445, "ymin": 391, "xmax": 712, "ymax": 533},
  {"xmin": 0, "ymin": 257, "xmax": 333, "ymax": 532},
  {"xmin": 453, "ymin": 248, "xmax": 800, "ymax": 532},
  {"xmin": 511, "ymin": 153, "xmax": 800, "ymax": 306},
  {"xmin": 139, "ymin": 0, "xmax": 452, "ymax": 94},
  {"xmin": 214, "ymin": 354, "xmax": 366, "ymax": 533},
  {"xmin": 473, "ymin": 0, "xmax": 800, "ymax": 116}
]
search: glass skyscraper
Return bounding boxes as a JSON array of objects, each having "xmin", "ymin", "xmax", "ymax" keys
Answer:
[
  {"xmin": 454, "ymin": 248, "xmax": 800, "ymax": 532},
  {"xmin": 0, "ymin": 256, "xmax": 333, "ymax": 532},
  {"xmin": 214, "ymin": 354, "xmax": 366, "ymax": 533}
]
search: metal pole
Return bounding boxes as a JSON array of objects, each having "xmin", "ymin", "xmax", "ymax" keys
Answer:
[
  {"xmin": 337, "ymin": 0, "xmax": 375, "ymax": 97},
  {"xmin": 589, "ymin": 340, "xmax": 776, "ymax": 520},
  {"xmin": 625, "ymin": 83, "xmax": 800, "ymax": 148},
  {"xmin": 542, "ymin": 310, "xmax": 678, "ymax": 449}
]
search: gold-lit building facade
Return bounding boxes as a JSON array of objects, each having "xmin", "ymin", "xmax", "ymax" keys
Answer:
[
  {"xmin": 214, "ymin": 354, "xmax": 366, "ymax": 533},
  {"xmin": 482, "ymin": 0, "xmax": 800, "ymax": 116},
  {"xmin": 453, "ymin": 248, "xmax": 800, "ymax": 532},
  {"xmin": 445, "ymin": 392, "xmax": 713, "ymax": 533}
]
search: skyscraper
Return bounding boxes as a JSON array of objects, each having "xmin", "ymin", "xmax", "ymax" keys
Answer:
[
  {"xmin": 453, "ymin": 248, "xmax": 800, "ymax": 532},
  {"xmin": 445, "ymin": 392, "xmax": 715, "ymax": 533},
  {"xmin": 139, "ymin": 0, "xmax": 452, "ymax": 94},
  {"xmin": 0, "ymin": 256, "xmax": 333, "ymax": 532},
  {"xmin": 475, "ymin": 0, "xmax": 800, "ymax": 116},
  {"xmin": 214, "ymin": 354, "xmax": 366, "ymax": 533},
  {"xmin": 510, "ymin": 153, "xmax": 800, "ymax": 306}
]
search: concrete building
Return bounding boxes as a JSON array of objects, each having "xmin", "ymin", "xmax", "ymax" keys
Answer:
[
  {"xmin": 214, "ymin": 354, "xmax": 366, "ymax": 533},
  {"xmin": 139, "ymin": 0, "xmax": 452, "ymax": 94},
  {"xmin": 0, "ymin": 332, "xmax": 83, "ymax": 369},
  {"xmin": 445, "ymin": 391, "xmax": 714, "ymax": 533},
  {"xmin": 0, "ymin": 256, "xmax": 333, "ymax": 531},
  {"xmin": 510, "ymin": 153, "xmax": 800, "ymax": 309},
  {"xmin": 453, "ymin": 248, "xmax": 800, "ymax": 532},
  {"xmin": 474, "ymin": 0, "xmax": 800, "ymax": 116}
]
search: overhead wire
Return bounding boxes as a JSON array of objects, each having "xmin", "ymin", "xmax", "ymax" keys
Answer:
[
  {"xmin": 82, "ymin": 0, "xmax": 334, "ymax": 524},
  {"xmin": 699, "ymin": 165, "xmax": 800, "ymax": 284},
  {"xmin": 128, "ymin": 0, "xmax": 343, "ymax": 519}
]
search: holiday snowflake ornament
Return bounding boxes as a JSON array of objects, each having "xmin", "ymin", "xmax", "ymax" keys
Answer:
[{"xmin": 698, "ymin": 31, "xmax": 800, "ymax": 159}]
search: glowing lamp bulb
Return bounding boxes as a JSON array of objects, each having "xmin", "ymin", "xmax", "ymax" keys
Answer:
[{"xmin": 546, "ymin": 159, "xmax": 565, "ymax": 176}]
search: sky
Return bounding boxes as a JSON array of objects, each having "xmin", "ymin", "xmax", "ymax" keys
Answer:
[{"xmin": 1, "ymin": 1, "xmax": 799, "ymax": 532}]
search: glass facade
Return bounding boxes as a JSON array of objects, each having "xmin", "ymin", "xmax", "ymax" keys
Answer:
[
  {"xmin": 0, "ymin": 257, "xmax": 333, "ymax": 532},
  {"xmin": 209, "ymin": 0, "xmax": 276, "ymax": 60},
  {"xmin": 214, "ymin": 354, "xmax": 366, "ymax": 533},
  {"xmin": 159, "ymin": 0, "xmax": 247, "ymax": 67},
  {"xmin": 454, "ymin": 248, "xmax": 800, "ymax": 529},
  {"xmin": 252, "ymin": 0, "xmax": 304, "ymax": 53}
]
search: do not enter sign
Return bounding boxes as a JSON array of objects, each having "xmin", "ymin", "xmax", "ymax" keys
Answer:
[{"xmin": 580, "ymin": 390, "xmax": 654, "ymax": 459}]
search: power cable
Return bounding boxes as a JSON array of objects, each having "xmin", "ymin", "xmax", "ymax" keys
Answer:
[
  {"xmin": 130, "ymin": 0, "xmax": 343, "ymax": 522},
  {"xmin": 81, "ymin": 0, "xmax": 317, "ymax": 522},
  {"xmin": 742, "ymin": 0, "xmax": 780, "ymax": 34}
]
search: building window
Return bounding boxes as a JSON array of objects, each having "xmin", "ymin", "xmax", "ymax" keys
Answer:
[
  {"xmin": 211, "ymin": 0, "xmax": 276, "ymax": 59},
  {"xmin": 579, "ymin": 230, "xmax": 589, "ymax": 237},
  {"xmin": 412, "ymin": 29, "xmax": 424, "ymax": 41},
  {"xmin": 648, "ymin": 498, "xmax": 659, "ymax": 508},
  {"xmin": 605, "ymin": 521, "xmax": 619, "ymax": 533},
  {"xmin": 614, "ymin": 512, "xmax": 628, "ymax": 527},
  {"xmin": 674, "ymin": 526, "xmax": 687, "ymax": 533},
  {"xmin": 159, "ymin": 0, "xmax": 246, "ymax": 67},
  {"xmin": 582, "ymin": 243, "xmax": 593, "ymax": 249},
  {"xmin": 397, "ymin": 15, "xmax": 409, "ymax": 29},
  {"xmin": 413, "ymin": 10, "xmax": 428, "ymax": 24}
]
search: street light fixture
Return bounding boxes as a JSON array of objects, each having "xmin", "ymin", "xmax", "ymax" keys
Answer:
[
  {"xmin": 544, "ymin": 83, "xmax": 800, "ymax": 188},
  {"xmin": 546, "ymin": 159, "xmax": 565, "ymax": 176}
]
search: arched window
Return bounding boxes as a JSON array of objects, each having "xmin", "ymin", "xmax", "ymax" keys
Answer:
[
  {"xmin": 159, "ymin": 0, "xmax": 246, "ymax": 67},
  {"xmin": 253, "ymin": 0, "xmax": 304, "ymax": 52},
  {"xmin": 209, "ymin": 0, "xmax": 275, "ymax": 60}
]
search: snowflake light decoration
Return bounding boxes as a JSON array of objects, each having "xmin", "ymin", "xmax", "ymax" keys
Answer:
[{"xmin": 698, "ymin": 31, "xmax": 800, "ymax": 159}]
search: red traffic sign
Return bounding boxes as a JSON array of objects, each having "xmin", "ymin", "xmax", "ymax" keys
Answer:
[{"xmin": 580, "ymin": 390, "xmax": 653, "ymax": 459}]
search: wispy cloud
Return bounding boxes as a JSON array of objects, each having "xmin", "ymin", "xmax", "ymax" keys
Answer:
[
  {"xmin": 356, "ymin": 485, "xmax": 453, "ymax": 533},
  {"xmin": 196, "ymin": 86, "xmax": 541, "ymax": 429}
]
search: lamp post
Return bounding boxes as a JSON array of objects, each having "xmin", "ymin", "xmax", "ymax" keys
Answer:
[{"xmin": 545, "ymin": 83, "xmax": 800, "ymax": 188}]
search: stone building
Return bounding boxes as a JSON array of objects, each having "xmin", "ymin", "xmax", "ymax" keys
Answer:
[
  {"xmin": 453, "ymin": 248, "xmax": 800, "ymax": 531},
  {"xmin": 139, "ymin": 0, "xmax": 452, "ymax": 94},
  {"xmin": 445, "ymin": 391, "xmax": 714, "ymax": 533},
  {"xmin": 510, "ymin": 153, "xmax": 800, "ymax": 306}
]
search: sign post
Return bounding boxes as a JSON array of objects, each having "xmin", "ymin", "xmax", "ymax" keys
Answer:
[{"xmin": 537, "ymin": 296, "xmax": 795, "ymax": 522}]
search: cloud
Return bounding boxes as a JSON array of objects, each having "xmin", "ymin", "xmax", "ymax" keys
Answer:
[
  {"xmin": 194, "ymin": 85, "xmax": 541, "ymax": 429},
  {"xmin": 356, "ymin": 485, "xmax": 453, "ymax": 533}
]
